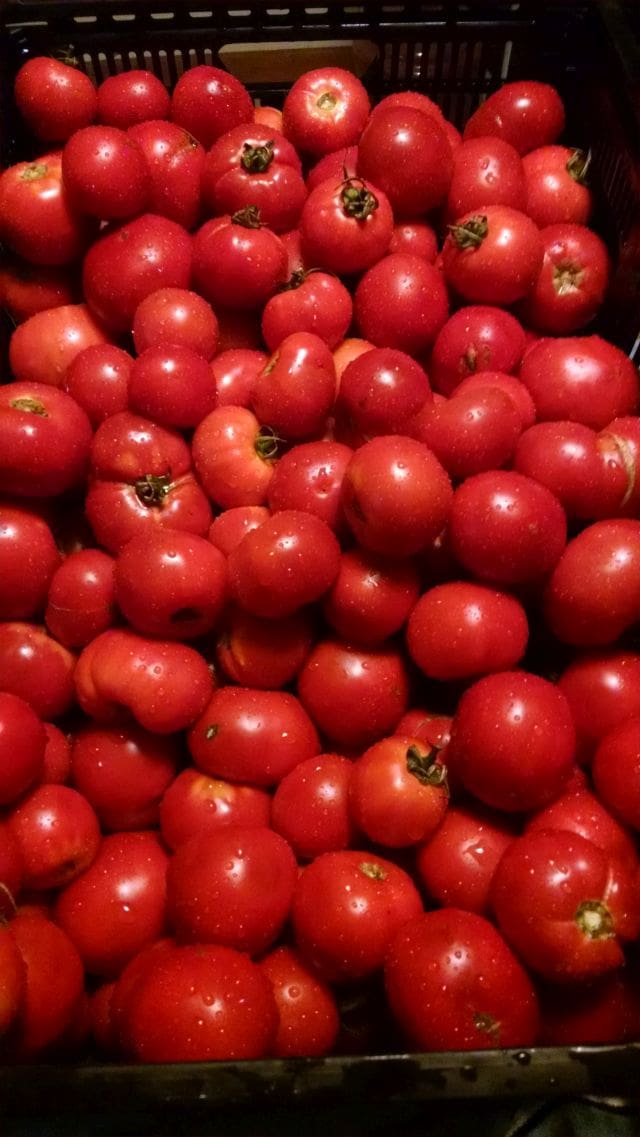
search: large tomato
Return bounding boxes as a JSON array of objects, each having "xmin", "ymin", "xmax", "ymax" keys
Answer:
[
  {"xmin": 356, "ymin": 104, "xmax": 453, "ymax": 216},
  {"xmin": 0, "ymin": 153, "xmax": 95, "ymax": 265},
  {"xmin": 201, "ymin": 124, "xmax": 306, "ymax": 233},
  {"xmin": 0, "ymin": 382, "xmax": 92, "ymax": 498},
  {"xmin": 9, "ymin": 303, "xmax": 111, "ymax": 387},
  {"xmin": 300, "ymin": 176, "xmax": 394, "ymax": 275},
  {"xmin": 442, "ymin": 205, "xmax": 543, "ymax": 305},
  {"xmin": 14, "ymin": 57, "xmax": 97, "ymax": 142},
  {"xmin": 462, "ymin": 80, "xmax": 565, "ymax": 154},
  {"xmin": 282, "ymin": 67, "xmax": 370, "ymax": 156}
]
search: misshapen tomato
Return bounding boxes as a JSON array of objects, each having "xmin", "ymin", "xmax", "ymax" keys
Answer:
[{"xmin": 202, "ymin": 124, "xmax": 306, "ymax": 233}]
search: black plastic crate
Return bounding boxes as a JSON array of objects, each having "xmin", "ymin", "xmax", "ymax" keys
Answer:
[{"xmin": 1, "ymin": 0, "xmax": 640, "ymax": 1124}]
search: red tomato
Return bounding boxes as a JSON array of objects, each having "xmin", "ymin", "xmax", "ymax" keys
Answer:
[
  {"xmin": 388, "ymin": 221, "xmax": 438, "ymax": 262},
  {"xmin": 300, "ymin": 176, "xmax": 394, "ymax": 275},
  {"xmin": 282, "ymin": 67, "xmax": 370, "ymax": 156},
  {"xmin": 297, "ymin": 638, "xmax": 410, "ymax": 751},
  {"xmin": 394, "ymin": 709, "xmax": 452, "ymax": 751},
  {"xmin": 211, "ymin": 347, "xmax": 267, "ymax": 407},
  {"xmin": 0, "ymin": 926, "xmax": 24, "ymax": 1039},
  {"xmin": 15, "ymin": 56, "xmax": 97, "ymax": 141},
  {"xmin": 384, "ymin": 909, "xmax": 539, "ymax": 1050},
  {"xmin": 411, "ymin": 384, "xmax": 523, "ymax": 478},
  {"xmin": 8, "ymin": 784, "xmax": 100, "ymax": 891},
  {"xmin": 430, "ymin": 304, "xmax": 526, "ymax": 396},
  {"xmin": 442, "ymin": 205, "xmax": 543, "ymax": 305},
  {"xmin": 305, "ymin": 145, "xmax": 358, "ymax": 191},
  {"xmin": 0, "ymin": 153, "xmax": 95, "ymax": 265},
  {"xmin": 170, "ymin": 65, "xmax": 254, "ymax": 148},
  {"xmin": 9, "ymin": 302, "xmax": 111, "ymax": 388},
  {"xmin": 132, "ymin": 288, "xmax": 219, "ymax": 359},
  {"xmin": 592, "ymin": 718, "xmax": 640, "ymax": 833},
  {"xmin": 354, "ymin": 253, "xmax": 449, "ymax": 356},
  {"xmin": 71, "ymin": 723, "xmax": 179, "ymax": 833},
  {"xmin": 292, "ymin": 849, "xmax": 423, "ymax": 982},
  {"xmin": 251, "ymin": 331, "xmax": 337, "ymax": 440},
  {"xmin": 192, "ymin": 404, "xmax": 277, "ymax": 510},
  {"xmin": 271, "ymin": 753, "xmax": 355, "ymax": 859},
  {"xmin": 254, "ymin": 105, "xmax": 283, "ymax": 132},
  {"xmin": 406, "ymin": 581, "xmax": 529, "ymax": 681},
  {"xmin": 159, "ymin": 768, "xmax": 270, "ymax": 850},
  {"xmin": 6, "ymin": 912, "xmax": 84, "ymax": 1059},
  {"xmin": 448, "ymin": 670, "xmax": 576, "ymax": 812},
  {"xmin": 127, "ymin": 120, "xmax": 205, "ymax": 230},
  {"xmin": 128, "ymin": 343, "xmax": 217, "ymax": 430},
  {"xmin": 64, "ymin": 343, "xmax": 133, "ymax": 425},
  {"xmin": 0, "ymin": 257, "xmax": 76, "ymax": 323},
  {"xmin": 83, "ymin": 213, "xmax": 192, "ymax": 333},
  {"xmin": 42, "ymin": 723, "xmax": 72, "ymax": 785},
  {"xmin": 491, "ymin": 830, "xmax": 639, "ymax": 981},
  {"xmin": 259, "ymin": 945, "xmax": 340, "ymax": 1057},
  {"xmin": 526, "ymin": 786, "xmax": 638, "ymax": 864},
  {"xmin": 370, "ymin": 89, "xmax": 444, "ymax": 124},
  {"xmin": 463, "ymin": 80, "xmax": 565, "ymax": 154},
  {"xmin": 0, "ymin": 622, "xmax": 76, "ymax": 720},
  {"xmin": 455, "ymin": 371, "xmax": 536, "ymax": 430},
  {"xmin": 188, "ymin": 686, "xmax": 320, "ymax": 787},
  {"xmin": 519, "ymin": 223, "xmax": 610, "ymax": 334},
  {"xmin": 357, "ymin": 105, "xmax": 452, "ymax": 216},
  {"xmin": 120, "ymin": 942, "xmax": 278, "ymax": 1062},
  {"xmin": 0, "ymin": 692, "xmax": 46, "ymax": 806},
  {"xmin": 215, "ymin": 605, "xmax": 313, "ymax": 689},
  {"xmin": 55, "ymin": 831, "xmax": 168, "ymax": 979},
  {"xmin": 97, "ymin": 70, "xmax": 170, "ymax": 129},
  {"xmin": 61, "ymin": 126, "xmax": 148, "ymax": 219},
  {"xmin": 323, "ymin": 547, "xmax": 421, "ymax": 646},
  {"xmin": 201, "ymin": 124, "xmax": 306, "ymax": 233},
  {"xmin": 519, "ymin": 335, "xmax": 639, "ymax": 429},
  {"xmin": 538, "ymin": 971, "xmax": 635, "ymax": 1046},
  {"xmin": 46, "ymin": 546, "xmax": 117, "ymax": 651},
  {"xmin": 0, "ymin": 503, "xmax": 60, "ymax": 620},
  {"xmin": 523, "ymin": 145, "xmax": 593, "ymax": 227},
  {"xmin": 192, "ymin": 211, "xmax": 288, "ymax": 310},
  {"xmin": 446, "ymin": 137, "xmax": 526, "ymax": 220},
  {"xmin": 266, "ymin": 440, "xmax": 352, "ymax": 532},
  {"xmin": 333, "ymin": 336, "xmax": 375, "ymax": 382},
  {"xmin": 0, "ymin": 382, "xmax": 92, "ymax": 499},
  {"xmin": 416, "ymin": 803, "xmax": 516, "ymax": 915},
  {"xmin": 208, "ymin": 505, "xmax": 270, "ymax": 556},
  {"xmin": 349, "ymin": 735, "xmax": 448, "ymax": 848},
  {"xmin": 558, "ymin": 650, "xmax": 640, "ymax": 762},
  {"xmin": 262, "ymin": 269, "xmax": 353, "ymax": 351}
]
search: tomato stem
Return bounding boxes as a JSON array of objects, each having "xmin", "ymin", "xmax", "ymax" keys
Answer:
[
  {"xmin": 448, "ymin": 215, "xmax": 489, "ymax": 249},
  {"xmin": 254, "ymin": 426, "xmax": 281, "ymax": 461},
  {"xmin": 205, "ymin": 724, "xmax": 219, "ymax": 740},
  {"xmin": 241, "ymin": 140, "xmax": 275, "ymax": 174},
  {"xmin": 340, "ymin": 180, "xmax": 379, "ymax": 221},
  {"xmin": 575, "ymin": 899, "xmax": 615, "ymax": 939},
  {"xmin": 474, "ymin": 1011, "xmax": 500, "ymax": 1039},
  {"xmin": 231, "ymin": 205, "xmax": 264, "ymax": 229},
  {"xmin": 406, "ymin": 745, "xmax": 449, "ymax": 792},
  {"xmin": 566, "ymin": 148, "xmax": 591, "ymax": 185},
  {"xmin": 134, "ymin": 473, "xmax": 171, "ymax": 507},
  {"xmin": 10, "ymin": 396, "xmax": 47, "ymax": 416},
  {"xmin": 20, "ymin": 162, "xmax": 49, "ymax": 183},
  {"xmin": 359, "ymin": 860, "xmax": 387, "ymax": 881}
]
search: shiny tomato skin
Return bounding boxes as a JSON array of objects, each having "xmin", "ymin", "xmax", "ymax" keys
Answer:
[
  {"xmin": 349, "ymin": 735, "xmax": 449, "ymax": 848},
  {"xmin": 97, "ymin": 70, "xmax": 170, "ymax": 129},
  {"xmin": 384, "ymin": 909, "xmax": 540, "ymax": 1050},
  {"xmin": 262, "ymin": 270, "xmax": 353, "ymax": 351},
  {"xmin": 64, "ymin": 343, "xmax": 133, "ymax": 425},
  {"xmin": 370, "ymin": 90, "xmax": 445, "ymax": 124},
  {"xmin": 526, "ymin": 786, "xmax": 638, "ymax": 864},
  {"xmin": 455, "ymin": 372, "xmax": 536, "ymax": 430},
  {"xmin": 54, "ymin": 831, "xmax": 169, "ymax": 978},
  {"xmin": 519, "ymin": 223, "xmax": 610, "ymax": 335},
  {"xmin": 411, "ymin": 385, "xmax": 523, "ymax": 479},
  {"xmin": 300, "ymin": 176, "xmax": 394, "ymax": 275},
  {"xmin": 159, "ymin": 768, "xmax": 270, "ymax": 850},
  {"xmin": 9, "ymin": 303, "xmax": 111, "ymax": 388},
  {"xmin": 297, "ymin": 638, "xmax": 410, "ymax": 751},
  {"xmin": 45, "ymin": 548, "xmax": 117, "ymax": 649},
  {"xmin": 192, "ymin": 213, "xmax": 288, "ymax": 310},
  {"xmin": 42, "ymin": 722, "xmax": 72, "ymax": 785},
  {"xmin": 259, "ymin": 945, "xmax": 339, "ymax": 1057},
  {"xmin": 15, "ymin": 57, "xmax": 97, "ymax": 141},
  {"xmin": 0, "ymin": 692, "xmax": 46, "ymax": 806},
  {"xmin": 208, "ymin": 505, "xmax": 270, "ymax": 556},
  {"xmin": 523, "ymin": 145, "xmax": 593, "ymax": 227},
  {"xmin": 292, "ymin": 850, "xmax": 424, "ymax": 982},
  {"xmin": 513, "ymin": 421, "xmax": 629, "ymax": 522},
  {"xmin": 519, "ymin": 335, "xmax": 639, "ymax": 429},
  {"xmin": 0, "ymin": 503, "xmax": 60, "ymax": 620},
  {"xmin": 61, "ymin": 125, "xmax": 148, "ymax": 219},
  {"xmin": 558, "ymin": 650, "xmax": 640, "ymax": 763},
  {"xmin": 71, "ymin": 723, "xmax": 179, "ymax": 833},
  {"xmin": 416, "ymin": 803, "xmax": 516, "ymax": 915},
  {"xmin": 354, "ymin": 253, "xmax": 449, "ymax": 357},
  {"xmin": 5, "ymin": 912, "xmax": 84, "ymax": 1060},
  {"xmin": 251, "ymin": 331, "xmax": 337, "ymax": 440},
  {"xmin": 0, "ymin": 622, "xmax": 76, "ymax": 720},
  {"xmin": 192, "ymin": 404, "xmax": 276, "ymax": 510},
  {"xmin": 446, "ymin": 136, "xmax": 526, "ymax": 220},
  {"xmin": 188, "ymin": 686, "xmax": 320, "ymax": 787},
  {"xmin": 338, "ymin": 347, "xmax": 431, "ymax": 437},
  {"xmin": 170, "ymin": 65, "xmax": 254, "ymax": 149},
  {"xmin": 463, "ymin": 80, "xmax": 565, "ymax": 154},
  {"xmin": 430, "ymin": 304, "xmax": 526, "ymax": 396},
  {"xmin": 538, "ymin": 971, "xmax": 635, "ymax": 1046},
  {"xmin": 0, "ymin": 381, "xmax": 93, "ymax": 498},
  {"xmin": 448, "ymin": 670, "xmax": 576, "ymax": 813},
  {"xmin": 267, "ymin": 440, "xmax": 352, "ymax": 532},
  {"xmin": 305, "ymin": 145, "xmax": 358, "ymax": 191},
  {"xmin": 211, "ymin": 347, "xmax": 267, "ymax": 407},
  {"xmin": 0, "ymin": 153, "xmax": 95, "ymax": 265},
  {"xmin": 282, "ymin": 67, "xmax": 370, "ymax": 157},
  {"xmin": 324, "ymin": 548, "xmax": 421, "ymax": 646},
  {"xmin": 202, "ymin": 124, "xmax": 306, "ymax": 234},
  {"xmin": 271, "ymin": 753, "xmax": 355, "ymax": 860},
  {"xmin": 8, "ymin": 784, "xmax": 101, "ymax": 891},
  {"xmin": 357, "ymin": 105, "xmax": 453, "ymax": 216},
  {"xmin": 592, "ymin": 718, "xmax": 640, "ymax": 833},
  {"xmin": 215, "ymin": 605, "xmax": 313, "ymax": 689},
  {"xmin": 128, "ymin": 343, "xmax": 217, "ymax": 430},
  {"xmin": 132, "ymin": 287, "xmax": 218, "ymax": 358},
  {"xmin": 443, "ymin": 205, "xmax": 543, "ymax": 306},
  {"xmin": 127, "ymin": 120, "xmax": 205, "ymax": 231}
]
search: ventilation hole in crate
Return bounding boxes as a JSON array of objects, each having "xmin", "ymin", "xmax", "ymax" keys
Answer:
[
  {"xmin": 455, "ymin": 41, "xmax": 467, "ymax": 81},
  {"xmin": 382, "ymin": 42, "xmax": 392, "ymax": 82},
  {"xmin": 190, "ymin": 10, "xmax": 214, "ymax": 16},
  {"xmin": 174, "ymin": 49, "xmax": 186, "ymax": 78},
  {"xmin": 412, "ymin": 41, "xmax": 423, "ymax": 79},
  {"xmin": 440, "ymin": 41, "xmax": 453, "ymax": 82},
  {"xmin": 397, "ymin": 42, "xmax": 408, "ymax": 82},
  {"xmin": 112, "ymin": 13, "xmax": 136, "ymax": 21},
  {"xmin": 425, "ymin": 41, "xmax": 438, "ymax": 82},
  {"xmin": 151, "ymin": 11, "xmax": 176, "ymax": 19},
  {"xmin": 470, "ymin": 39, "xmax": 483, "ymax": 80},
  {"xmin": 203, "ymin": 47, "xmax": 215, "ymax": 64},
  {"xmin": 128, "ymin": 50, "xmax": 141, "ymax": 68},
  {"xmin": 155, "ymin": 49, "xmax": 172, "ymax": 85},
  {"xmin": 74, "ymin": 15, "xmax": 97, "ymax": 23},
  {"xmin": 500, "ymin": 40, "xmax": 513, "ymax": 80},
  {"xmin": 381, "ymin": 5, "xmax": 406, "ymax": 12},
  {"xmin": 306, "ymin": 7, "xmax": 330, "ymax": 14},
  {"xmin": 96, "ymin": 52, "xmax": 112, "ymax": 81},
  {"xmin": 111, "ymin": 52, "xmax": 125, "ymax": 74},
  {"xmin": 142, "ymin": 50, "xmax": 155, "ymax": 71},
  {"xmin": 81, "ymin": 53, "xmax": 97, "ymax": 84},
  {"xmin": 344, "ymin": 5, "xmax": 366, "ymax": 12}
]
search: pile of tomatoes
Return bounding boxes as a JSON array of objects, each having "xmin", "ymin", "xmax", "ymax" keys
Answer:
[{"xmin": 0, "ymin": 54, "xmax": 639, "ymax": 1065}]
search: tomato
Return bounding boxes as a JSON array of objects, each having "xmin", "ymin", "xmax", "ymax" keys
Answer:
[
  {"xmin": 558, "ymin": 650, "xmax": 640, "ymax": 763},
  {"xmin": 463, "ymin": 80, "xmax": 565, "ymax": 154},
  {"xmin": 192, "ymin": 210, "xmax": 288, "ymax": 309},
  {"xmin": 254, "ymin": 105, "xmax": 283, "ymax": 132},
  {"xmin": 267, "ymin": 439, "xmax": 352, "ymax": 532},
  {"xmin": 82, "ymin": 213, "xmax": 192, "ymax": 333},
  {"xmin": 370, "ymin": 90, "xmax": 444, "ymax": 124},
  {"xmin": 202, "ymin": 124, "xmax": 306, "ymax": 233},
  {"xmin": 159, "ymin": 768, "xmax": 270, "ymax": 850},
  {"xmin": 449, "ymin": 469, "xmax": 567, "ymax": 584},
  {"xmin": 416, "ymin": 803, "xmax": 516, "ymax": 915},
  {"xmin": 526, "ymin": 786, "xmax": 638, "ymax": 864},
  {"xmin": 271, "ymin": 753, "xmax": 355, "ymax": 859},
  {"xmin": 523, "ymin": 145, "xmax": 593, "ymax": 227},
  {"xmin": 354, "ymin": 254, "xmax": 449, "ymax": 356},
  {"xmin": 89, "ymin": 982, "xmax": 118, "ymax": 1055},
  {"xmin": 55, "ymin": 831, "xmax": 168, "ymax": 979},
  {"xmin": 170, "ymin": 65, "xmax": 254, "ymax": 148},
  {"xmin": 97, "ymin": 70, "xmax": 170, "ymax": 129},
  {"xmin": 357, "ymin": 105, "xmax": 452, "ymax": 216},
  {"xmin": 228, "ymin": 509, "xmax": 340, "ymax": 618},
  {"xmin": 61, "ymin": 125, "xmax": 148, "ymax": 219},
  {"xmin": 128, "ymin": 343, "xmax": 217, "ymax": 430},
  {"xmin": 300, "ymin": 176, "xmax": 394, "ymax": 275},
  {"xmin": 519, "ymin": 335, "xmax": 639, "ymax": 429},
  {"xmin": 297, "ymin": 638, "xmax": 410, "ymax": 751},
  {"xmin": 132, "ymin": 287, "xmax": 219, "ymax": 359},
  {"xmin": 193, "ymin": 405, "xmax": 278, "ymax": 511},
  {"xmin": 592, "ymin": 718, "xmax": 640, "ymax": 833},
  {"xmin": 333, "ymin": 336, "xmax": 375, "ymax": 383},
  {"xmin": 0, "ymin": 257, "xmax": 76, "ymax": 323},
  {"xmin": 251, "ymin": 332, "xmax": 337, "ymax": 440},
  {"xmin": 262, "ymin": 269, "xmax": 353, "ymax": 351},
  {"xmin": 282, "ymin": 67, "xmax": 369, "ymax": 156},
  {"xmin": 394, "ymin": 709, "xmax": 452, "ymax": 751},
  {"xmin": 446, "ymin": 137, "xmax": 526, "ymax": 220},
  {"xmin": 0, "ymin": 153, "xmax": 95, "ymax": 265},
  {"xmin": 0, "ymin": 692, "xmax": 45, "ymax": 806},
  {"xmin": 75, "ymin": 628, "xmax": 213, "ymax": 734},
  {"xmin": 410, "ymin": 384, "xmax": 523, "ymax": 478},
  {"xmin": 538, "ymin": 971, "xmax": 635, "ymax": 1046},
  {"xmin": 211, "ymin": 347, "xmax": 267, "ymax": 407},
  {"xmin": 341, "ymin": 435, "xmax": 453, "ymax": 559},
  {"xmin": 9, "ymin": 302, "xmax": 111, "ymax": 388},
  {"xmin": 71, "ymin": 723, "xmax": 179, "ymax": 833},
  {"xmin": 544, "ymin": 519, "xmax": 640, "ymax": 645},
  {"xmin": 324, "ymin": 547, "xmax": 420, "ymax": 646},
  {"xmin": 86, "ymin": 411, "xmax": 212, "ymax": 554},
  {"xmin": 127, "ymin": 120, "xmax": 205, "ymax": 230},
  {"xmin": 0, "ymin": 927, "xmax": 24, "ymax": 1039},
  {"xmin": 0, "ymin": 622, "xmax": 76, "ymax": 720},
  {"xmin": 455, "ymin": 371, "xmax": 536, "ymax": 430},
  {"xmin": 388, "ymin": 221, "xmax": 438, "ymax": 262},
  {"xmin": 208, "ymin": 505, "xmax": 270, "ymax": 556},
  {"xmin": 384, "ymin": 909, "xmax": 539, "ymax": 1050},
  {"xmin": 519, "ymin": 222, "xmax": 610, "ymax": 334},
  {"xmin": 349, "ymin": 735, "xmax": 448, "ymax": 848},
  {"xmin": 188, "ymin": 686, "xmax": 320, "ymax": 787},
  {"xmin": 292, "ymin": 850, "xmax": 423, "ymax": 982},
  {"xmin": 442, "ymin": 205, "xmax": 543, "ymax": 305},
  {"xmin": 14, "ymin": 56, "xmax": 96, "ymax": 139},
  {"xmin": 42, "ymin": 722, "xmax": 72, "ymax": 786},
  {"xmin": 491, "ymin": 830, "xmax": 640, "ymax": 981},
  {"xmin": 167, "ymin": 826, "xmax": 297, "ymax": 954},
  {"xmin": 406, "ymin": 581, "xmax": 529, "ymax": 681},
  {"xmin": 5, "ymin": 912, "xmax": 84, "ymax": 1059},
  {"xmin": 259, "ymin": 945, "xmax": 339, "ymax": 1058},
  {"xmin": 430, "ymin": 304, "xmax": 526, "ymax": 396},
  {"xmin": 215, "ymin": 605, "xmax": 313, "ymax": 689},
  {"xmin": 64, "ymin": 343, "xmax": 133, "ymax": 425},
  {"xmin": 120, "ymin": 942, "xmax": 278, "ymax": 1062},
  {"xmin": 8, "ymin": 784, "xmax": 100, "ymax": 891},
  {"xmin": 448, "ymin": 670, "xmax": 576, "ymax": 812},
  {"xmin": 0, "ymin": 503, "xmax": 60, "ymax": 620}
]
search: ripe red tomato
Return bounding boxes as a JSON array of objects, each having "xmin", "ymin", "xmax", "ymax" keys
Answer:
[
  {"xmin": 0, "ymin": 926, "xmax": 24, "ymax": 1039},
  {"xmin": 416, "ymin": 803, "xmax": 516, "ymax": 915},
  {"xmin": 64, "ymin": 343, "xmax": 133, "ymax": 425},
  {"xmin": 55, "ymin": 831, "xmax": 169, "ymax": 978},
  {"xmin": 159, "ymin": 768, "xmax": 270, "ymax": 850},
  {"xmin": 300, "ymin": 176, "xmax": 394, "ymax": 275},
  {"xmin": 357, "ymin": 105, "xmax": 453, "ymax": 216},
  {"xmin": 0, "ymin": 153, "xmax": 95, "ymax": 265},
  {"xmin": 592, "ymin": 718, "xmax": 640, "ymax": 833},
  {"xmin": 463, "ymin": 80, "xmax": 565, "ymax": 154},
  {"xmin": 97, "ymin": 70, "xmax": 170, "ymax": 129},
  {"xmin": 132, "ymin": 288, "xmax": 219, "ymax": 359},
  {"xmin": 8, "ymin": 784, "xmax": 101, "ymax": 891},
  {"xmin": 262, "ymin": 269, "xmax": 353, "ymax": 351},
  {"xmin": 170, "ymin": 65, "xmax": 254, "ymax": 148},
  {"xmin": 251, "ymin": 332, "xmax": 337, "ymax": 440},
  {"xmin": 305, "ymin": 145, "xmax": 358, "ymax": 191},
  {"xmin": 513, "ymin": 420, "xmax": 629, "ymax": 522},
  {"xmin": 45, "ymin": 548, "xmax": 117, "ymax": 650},
  {"xmin": 354, "ymin": 253, "xmax": 449, "ymax": 356},
  {"xmin": 270, "ymin": 753, "xmax": 355, "ymax": 859},
  {"xmin": 61, "ymin": 126, "xmax": 148, "ymax": 219},
  {"xmin": 9, "ymin": 302, "xmax": 111, "ymax": 388},
  {"xmin": 127, "ymin": 120, "xmax": 205, "ymax": 230},
  {"xmin": 292, "ymin": 849, "xmax": 423, "ymax": 982},
  {"xmin": 523, "ymin": 145, "xmax": 593, "ymax": 227},
  {"xmin": 282, "ymin": 67, "xmax": 370, "ymax": 156},
  {"xmin": 0, "ymin": 692, "xmax": 45, "ymax": 806},
  {"xmin": 384, "ymin": 909, "xmax": 540, "ymax": 1050},
  {"xmin": 406, "ymin": 580, "xmax": 529, "ymax": 681},
  {"xmin": 211, "ymin": 347, "xmax": 267, "ymax": 407},
  {"xmin": 41, "ymin": 723, "xmax": 72, "ymax": 786},
  {"xmin": 446, "ymin": 136, "xmax": 526, "ymax": 220},
  {"xmin": 71, "ymin": 723, "xmax": 179, "ymax": 833},
  {"xmin": 5, "ymin": 911, "xmax": 84, "ymax": 1059},
  {"xmin": 208, "ymin": 505, "xmax": 270, "ymax": 556},
  {"xmin": 266, "ymin": 439, "xmax": 352, "ymax": 532},
  {"xmin": 192, "ymin": 211, "xmax": 288, "ymax": 310},
  {"xmin": 538, "ymin": 971, "xmax": 635, "ymax": 1046},
  {"xmin": 259, "ymin": 945, "xmax": 340, "ymax": 1057},
  {"xmin": 0, "ymin": 621, "xmax": 76, "ymax": 720},
  {"xmin": 491, "ymin": 830, "xmax": 640, "ymax": 981},
  {"xmin": 370, "ymin": 89, "xmax": 445, "ymax": 125},
  {"xmin": 215, "ymin": 605, "xmax": 313, "ymax": 689},
  {"xmin": 14, "ymin": 57, "xmax": 97, "ymax": 142},
  {"xmin": 411, "ymin": 384, "xmax": 523, "ymax": 478},
  {"xmin": 128, "ymin": 343, "xmax": 217, "ymax": 430},
  {"xmin": 349, "ymin": 735, "xmax": 449, "ymax": 848},
  {"xmin": 526, "ymin": 786, "xmax": 638, "ymax": 864},
  {"xmin": 430, "ymin": 304, "xmax": 526, "ymax": 396},
  {"xmin": 188, "ymin": 685, "xmax": 320, "ymax": 787},
  {"xmin": 0, "ymin": 381, "xmax": 92, "ymax": 498},
  {"xmin": 455, "ymin": 371, "xmax": 536, "ymax": 430},
  {"xmin": 0, "ymin": 257, "xmax": 76, "ymax": 324},
  {"xmin": 192, "ymin": 405, "xmax": 277, "ymax": 510},
  {"xmin": 442, "ymin": 205, "xmax": 543, "ymax": 305},
  {"xmin": 448, "ymin": 670, "xmax": 576, "ymax": 812},
  {"xmin": 0, "ymin": 503, "xmax": 60, "ymax": 620},
  {"xmin": 558, "ymin": 650, "xmax": 640, "ymax": 762},
  {"xmin": 519, "ymin": 335, "xmax": 639, "ymax": 429},
  {"xmin": 519, "ymin": 223, "xmax": 610, "ymax": 334},
  {"xmin": 323, "ymin": 547, "xmax": 421, "ymax": 645},
  {"xmin": 201, "ymin": 124, "xmax": 306, "ymax": 233}
]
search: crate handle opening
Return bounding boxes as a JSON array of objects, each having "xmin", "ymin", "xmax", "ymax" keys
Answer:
[{"xmin": 219, "ymin": 39, "xmax": 378, "ymax": 84}]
